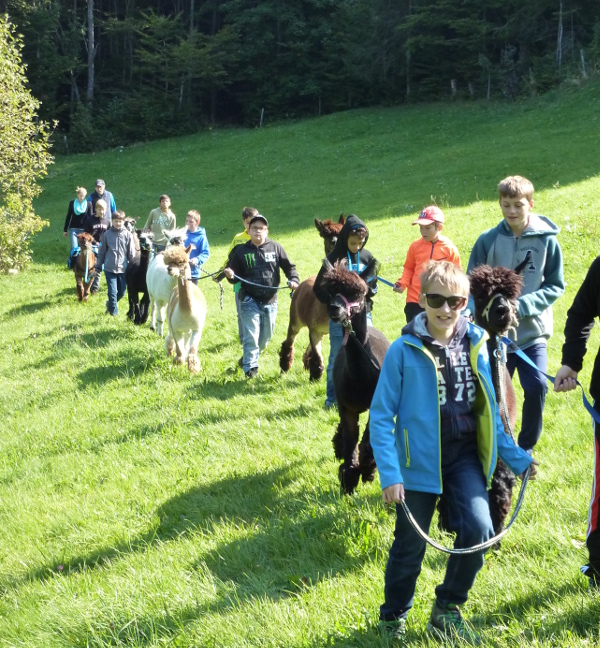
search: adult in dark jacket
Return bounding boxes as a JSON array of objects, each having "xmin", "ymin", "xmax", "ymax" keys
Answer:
[
  {"xmin": 313, "ymin": 214, "xmax": 378, "ymax": 408},
  {"xmin": 555, "ymin": 255, "xmax": 600, "ymax": 589},
  {"xmin": 87, "ymin": 178, "xmax": 116, "ymax": 214},
  {"xmin": 224, "ymin": 214, "xmax": 299, "ymax": 378},
  {"xmin": 64, "ymin": 186, "xmax": 94, "ymax": 250}
]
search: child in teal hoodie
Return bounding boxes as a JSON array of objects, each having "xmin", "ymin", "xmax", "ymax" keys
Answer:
[{"xmin": 467, "ymin": 175, "xmax": 564, "ymax": 452}]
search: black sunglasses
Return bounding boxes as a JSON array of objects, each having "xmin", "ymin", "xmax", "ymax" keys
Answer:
[{"xmin": 423, "ymin": 293, "xmax": 467, "ymax": 310}]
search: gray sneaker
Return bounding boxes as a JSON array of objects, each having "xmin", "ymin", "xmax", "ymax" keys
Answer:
[
  {"xmin": 426, "ymin": 601, "xmax": 480, "ymax": 645},
  {"xmin": 379, "ymin": 618, "xmax": 406, "ymax": 643}
]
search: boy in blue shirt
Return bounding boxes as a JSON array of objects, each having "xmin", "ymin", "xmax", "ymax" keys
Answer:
[
  {"xmin": 370, "ymin": 260, "xmax": 535, "ymax": 642},
  {"xmin": 184, "ymin": 209, "xmax": 210, "ymax": 285},
  {"xmin": 467, "ymin": 176, "xmax": 564, "ymax": 453}
]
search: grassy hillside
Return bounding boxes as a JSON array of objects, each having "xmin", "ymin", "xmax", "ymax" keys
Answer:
[{"xmin": 1, "ymin": 81, "xmax": 600, "ymax": 646}]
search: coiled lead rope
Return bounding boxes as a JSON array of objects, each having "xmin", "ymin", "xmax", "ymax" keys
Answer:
[{"xmin": 399, "ymin": 465, "xmax": 531, "ymax": 555}]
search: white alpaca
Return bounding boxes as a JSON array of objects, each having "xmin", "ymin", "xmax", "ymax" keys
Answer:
[
  {"xmin": 146, "ymin": 227, "xmax": 187, "ymax": 335},
  {"xmin": 163, "ymin": 245, "xmax": 207, "ymax": 374}
]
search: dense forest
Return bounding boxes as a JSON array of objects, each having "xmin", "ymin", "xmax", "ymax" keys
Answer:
[{"xmin": 3, "ymin": 0, "xmax": 600, "ymax": 152}]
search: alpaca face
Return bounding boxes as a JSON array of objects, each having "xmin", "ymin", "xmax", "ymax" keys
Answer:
[
  {"xmin": 138, "ymin": 231, "xmax": 154, "ymax": 252},
  {"xmin": 470, "ymin": 265, "xmax": 522, "ymax": 336},
  {"xmin": 315, "ymin": 216, "xmax": 344, "ymax": 255}
]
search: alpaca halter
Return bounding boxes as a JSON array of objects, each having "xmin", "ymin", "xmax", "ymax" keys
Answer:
[
  {"xmin": 481, "ymin": 293, "xmax": 519, "ymax": 335},
  {"xmin": 336, "ymin": 293, "xmax": 362, "ymax": 322}
]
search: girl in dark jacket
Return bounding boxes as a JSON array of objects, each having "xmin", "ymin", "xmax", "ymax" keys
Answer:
[{"xmin": 313, "ymin": 214, "xmax": 378, "ymax": 408}]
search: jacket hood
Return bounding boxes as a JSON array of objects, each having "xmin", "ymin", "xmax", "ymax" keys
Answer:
[
  {"xmin": 499, "ymin": 213, "xmax": 560, "ymax": 237},
  {"xmin": 326, "ymin": 214, "xmax": 369, "ymax": 262}
]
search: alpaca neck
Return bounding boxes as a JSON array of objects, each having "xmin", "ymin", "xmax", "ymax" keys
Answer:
[
  {"xmin": 349, "ymin": 307, "xmax": 369, "ymax": 345},
  {"xmin": 177, "ymin": 275, "xmax": 194, "ymax": 312}
]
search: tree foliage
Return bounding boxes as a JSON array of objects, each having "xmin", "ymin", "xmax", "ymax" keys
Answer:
[
  {"xmin": 0, "ymin": 14, "xmax": 54, "ymax": 273},
  {"xmin": 3, "ymin": 0, "xmax": 600, "ymax": 151}
]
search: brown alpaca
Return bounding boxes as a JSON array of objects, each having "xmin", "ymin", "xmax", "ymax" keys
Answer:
[
  {"xmin": 438, "ymin": 262, "xmax": 525, "ymax": 537},
  {"xmin": 74, "ymin": 232, "xmax": 97, "ymax": 302},
  {"xmin": 279, "ymin": 214, "xmax": 345, "ymax": 380},
  {"xmin": 164, "ymin": 245, "xmax": 207, "ymax": 374}
]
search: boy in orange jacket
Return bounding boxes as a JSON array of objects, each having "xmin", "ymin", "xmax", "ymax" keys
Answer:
[{"xmin": 394, "ymin": 206, "xmax": 461, "ymax": 322}]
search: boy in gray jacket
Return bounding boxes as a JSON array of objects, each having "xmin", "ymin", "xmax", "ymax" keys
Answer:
[
  {"xmin": 95, "ymin": 210, "xmax": 137, "ymax": 316},
  {"xmin": 467, "ymin": 176, "xmax": 564, "ymax": 452}
]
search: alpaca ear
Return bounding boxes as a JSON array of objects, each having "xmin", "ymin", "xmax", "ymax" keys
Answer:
[
  {"xmin": 321, "ymin": 258, "xmax": 333, "ymax": 272},
  {"xmin": 338, "ymin": 213, "xmax": 345, "ymax": 225},
  {"xmin": 314, "ymin": 218, "xmax": 323, "ymax": 234},
  {"xmin": 185, "ymin": 244, "xmax": 193, "ymax": 255}
]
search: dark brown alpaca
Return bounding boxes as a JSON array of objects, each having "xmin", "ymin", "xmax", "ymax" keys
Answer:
[
  {"xmin": 74, "ymin": 232, "xmax": 97, "ymax": 302},
  {"xmin": 279, "ymin": 214, "xmax": 345, "ymax": 380},
  {"xmin": 439, "ymin": 261, "xmax": 525, "ymax": 536},
  {"xmin": 319, "ymin": 259, "xmax": 390, "ymax": 494}
]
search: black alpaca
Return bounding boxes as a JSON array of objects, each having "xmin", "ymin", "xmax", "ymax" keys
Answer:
[
  {"xmin": 438, "ymin": 261, "xmax": 525, "ymax": 537},
  {"xmin": 126, "ymin": 230, "xmax": 154, "ymax": 325},
  {"xmin": 320, "ymin": 259, "xmax": 390, "ymax": 494}
]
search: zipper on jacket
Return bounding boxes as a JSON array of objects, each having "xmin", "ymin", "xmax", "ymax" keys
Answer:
[{"xmin": 403, "ymin": 428, "xmax": 411, "ymax": 467}]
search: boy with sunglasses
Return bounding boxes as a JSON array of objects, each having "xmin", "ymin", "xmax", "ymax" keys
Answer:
[{"xmin": 370, "ymin": 260, "xmax": 535, "ymax": 643}]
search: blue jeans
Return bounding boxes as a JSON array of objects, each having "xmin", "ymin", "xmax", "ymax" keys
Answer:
[
  {"xmin": 235, "ymin": 290, "xmax": 244, "ymax": 343},
  {"xmin": 380, "ymin": 450, "xmax": 494, "ymax": 622},
  {"xmin": 104, "ymin": 271, "xmax": 127, "ymax": 315},
  {"xmin": 325, "ymin": 313, "xmax": 373, "ymax": 404},
  {"xmin": 68, "ymin": 228, "xmax": 83, "ymax": 250},
  {"xmin": 506, "ymin": 343, "xmax": 548, "ymax": 451},
  {"xmin": 239, "ymin": 296, "xmax": 278, "ymax": 372}
]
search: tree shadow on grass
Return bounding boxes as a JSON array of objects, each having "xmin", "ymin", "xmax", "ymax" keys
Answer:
[
  {"xmin": 475, "ymin": 579, "xmax": 600, "ymax": 642},
  {"xmin": 9, "ymin": 462, "xmax": 389, "ymax": 646},
  {"xmin": 9, "ymin": 462, "xmax": 344, "ymax": 583}
]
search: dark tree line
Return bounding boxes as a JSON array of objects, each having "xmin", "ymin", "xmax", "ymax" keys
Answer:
[{"xmin": 3, "ymin": 0, "xmax": 599, "ymax": 152}]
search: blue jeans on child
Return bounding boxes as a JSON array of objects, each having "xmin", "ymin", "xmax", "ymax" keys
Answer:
[
  {"xmin": 104, "ymin": 271, "xmax": 127, "ymax": 316},
  {"xmin": 235, "ymin": 290, "xmax": 244, "ymax": 343},
  {"xmin": 68, "ymin": 228, "xmax": 84, "ymax": 250},
  {"xmin": 506, "ymin": 342, "xmax": 548, "ymax": 452},
  {"xmin": 240, "ymin": 296, "xmax": 278, "ymax": 372},
  {"xmin": 379, "ymin": 449, "xmax": 494, "ymax": 622},
  {"xmin": 325, "ymin": 313, "xmax": 373, "ymax": 405}
]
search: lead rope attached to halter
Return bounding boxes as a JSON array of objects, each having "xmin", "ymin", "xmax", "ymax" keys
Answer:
[{"xmin": 400, "ymin": 465, "xmax": 531, "ymax": 555}]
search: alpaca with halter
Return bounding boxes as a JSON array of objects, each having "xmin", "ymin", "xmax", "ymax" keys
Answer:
[
  {"xmin": 458, "ymin": 260, "xmax": 526, "ymax": 536},
  {"xmin": 146, "ymin": 227, "xmax": 188, "ymax": 335},
  {"xmin": 279, "ymin": 214, "xmax": 345, "ymax": 380},
  {"xmin": 73, "ymin": 232, "xmax": 97, "ymax": 302},
  {"xmin": 319, "ymin": 258, "xmax": 389, "ymax": 494},
  {"xmin": 125, "ymin": 230, "xmax": 154, "ymax": 324},
  {"xmin": 164, "ymin": 245, "xmax": 207, "ymax": 374}
]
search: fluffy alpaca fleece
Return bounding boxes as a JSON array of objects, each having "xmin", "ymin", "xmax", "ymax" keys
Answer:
[
  {"xmin": 74, "ymin": 232, "xmax": 96, "ymax": 302},
  {"xmin": 125, "ymin": 230, "xmax": 154, "ymax": 325},
  {"xmin": 278, "ymin": 215, "xmax": 345, "ymax": 381},
  {"xmin": 146, "ymin": 239, "xmax": 188, "ymax": 336},
  {"xmin": 322, "ymin": 258, "xmax": 390, "ymax": 494},
  {"xmin": 164, "ymin": 246, "xmax": 207, "ymax": 374}
]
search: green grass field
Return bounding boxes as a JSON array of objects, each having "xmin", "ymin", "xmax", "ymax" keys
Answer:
[{"xmin": 2, "ymin": 80, "xmax": 600, "ymax": 646}]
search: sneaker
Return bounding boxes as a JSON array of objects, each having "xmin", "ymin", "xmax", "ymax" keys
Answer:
[
  {"xmin": 426, "ymin": 601, "xmax": 480, "ymax": 645},
  {"xmin": 379, "ymin": 618, "xmax": 406, "ymax": 642},
  {"xmin": 245, "ymin": 367, "xmax": 258, "ymax": 379}
]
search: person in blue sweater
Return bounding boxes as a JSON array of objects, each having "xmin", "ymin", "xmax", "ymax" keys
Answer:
[
  {"xmin": 370, "ymin": 260, "xmax": 535, "ymax": 643},
  {"xmin": 467, "ymin": 175, "xmax": 564, "ymax": 453},
  {"xmin": 184, "ymin": 209, "xmax": 210, "ymax": 285}
]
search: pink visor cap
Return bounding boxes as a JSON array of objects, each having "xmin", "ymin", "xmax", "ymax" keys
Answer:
[{"xmin": 412, "ymin": 205, "xmax": 445, "ymax": 225}]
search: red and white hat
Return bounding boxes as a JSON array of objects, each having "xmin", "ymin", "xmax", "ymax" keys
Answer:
[{"xmin": 412, "ymin": 205, "xmax": 444, "ymax": 225}]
